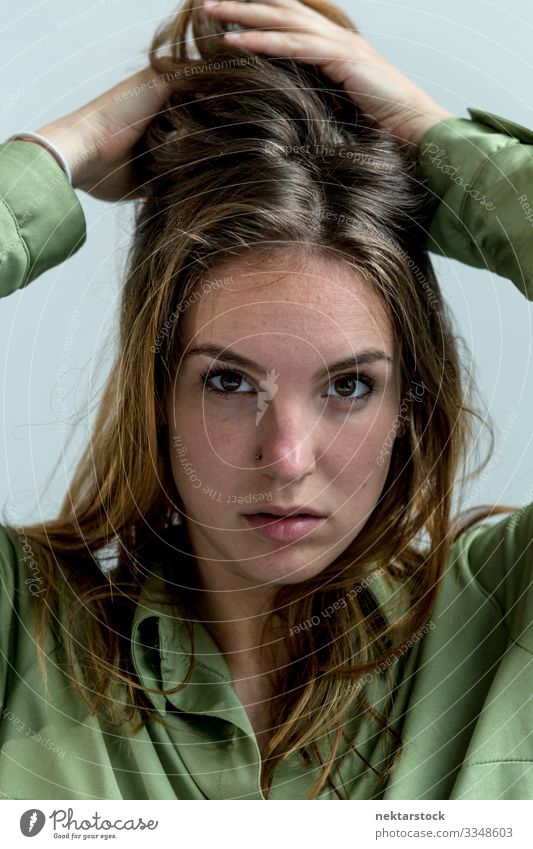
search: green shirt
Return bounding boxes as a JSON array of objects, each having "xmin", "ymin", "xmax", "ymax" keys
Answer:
[{"xmin": 1, "ymin": 110, "xmax": 532, "ymax": 800}]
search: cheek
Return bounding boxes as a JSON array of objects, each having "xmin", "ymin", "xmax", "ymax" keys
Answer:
[
  {"xmin": 176, "ymin": 374, "xmax": 262, "ymax": 452},
  {"xmin": 327, "ymin": 408, "xmax": 400, "ymax": 497},
  {"xmin": 166, "ymin": 392, "xmax": 248, "ymax": 501}
]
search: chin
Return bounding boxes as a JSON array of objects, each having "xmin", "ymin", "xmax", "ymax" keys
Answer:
[{"xmin": 237, "ymin": 552, "xmax": 333, "ymax": 587}]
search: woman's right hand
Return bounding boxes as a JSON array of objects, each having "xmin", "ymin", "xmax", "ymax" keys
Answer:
[{"xmin": 35, "ymin": 66, "xmax": 173, "ymax": 201}]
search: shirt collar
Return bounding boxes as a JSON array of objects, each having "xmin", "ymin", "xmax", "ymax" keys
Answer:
[
  {"xmin": 130, "ymin": 562, "xmax": 256, "ymax": 737},
  {"xmin": 130, "ymin": 556, "xmax": 404, "ymax": 742}
]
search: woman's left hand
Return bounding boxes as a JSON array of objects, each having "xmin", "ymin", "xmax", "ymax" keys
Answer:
[{"xmin": 203, "ymin": 0, "xmax": 453, "ymax": 147}]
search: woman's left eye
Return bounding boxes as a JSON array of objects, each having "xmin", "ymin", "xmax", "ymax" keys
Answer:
[{"xmin": 325, "ymin": 373, "xmax": 375, "ymax": 401}]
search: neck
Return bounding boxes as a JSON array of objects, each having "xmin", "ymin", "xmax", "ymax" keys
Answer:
[
  {"xmin": 174, "ymin": 525, "xmax": 290, "ymax": 673},
  {"xmin": 190, "ymin": 568, "xmax": 285, "ymax": 663}
]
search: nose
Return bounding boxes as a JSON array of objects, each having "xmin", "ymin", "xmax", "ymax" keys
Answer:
[{"xmin": 256, "ymin": 395, "xmax": 317, "ymax": 484}]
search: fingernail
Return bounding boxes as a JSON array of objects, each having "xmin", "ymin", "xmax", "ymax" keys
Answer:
[
  {"xmin": 204, "ymin": 0, "xmax": 219, "ymax": 6},
  {"xmin": 224, "ymin": 31, "xmax": 241, "ymax": 39}
]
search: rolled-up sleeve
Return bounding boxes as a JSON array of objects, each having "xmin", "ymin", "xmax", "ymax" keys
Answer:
[
  {"xmin": 0, "ymin": 139, "xmax": 86, "ymax": 299},
  {"xmin": 418, "ymin": 109, "xmax": 533, "ymax": 300}
]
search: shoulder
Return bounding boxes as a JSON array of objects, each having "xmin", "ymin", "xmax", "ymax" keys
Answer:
[
  {"xmin": 0, "ymin": 522, "xmax": 48, "ymax": 636},
  {"xmin": 449, "ymin": 503, "xmax": 533, "ymax": 653},
  {"xmin": 0, "ymin": 523, "xmax": 22, "ymax": 598}
]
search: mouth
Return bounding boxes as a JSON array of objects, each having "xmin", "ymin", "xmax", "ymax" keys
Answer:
[{"xmin": 242, "ymin": 510, "xmax": 327, "ymax": 543}]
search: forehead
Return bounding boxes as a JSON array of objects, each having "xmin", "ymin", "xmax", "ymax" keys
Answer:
[{"xmin": 180, "ymin": 250, "xmax": 395, "ymax": 354}]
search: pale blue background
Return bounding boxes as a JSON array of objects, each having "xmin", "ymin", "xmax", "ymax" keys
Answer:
[{"xmin": 1, "ymin": 0, "xmax": 532, "ymax": 524}]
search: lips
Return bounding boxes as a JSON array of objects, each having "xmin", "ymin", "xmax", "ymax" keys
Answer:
[
  {"xmin": 243, "ymin": 510, "xmax": 327, "ymax": 543},
  {"xmin": 242, "ymin": 505, "xmax": 326, "ymax": 518}
]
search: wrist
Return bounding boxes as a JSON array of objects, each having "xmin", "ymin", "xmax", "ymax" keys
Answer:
[
  {"xmin": 410, "ymin": 108, "xmax": 456, "ymax": 148},
  {"xmin": 35, "ymin": 116, "xmax": 99, "ymax": 191}
]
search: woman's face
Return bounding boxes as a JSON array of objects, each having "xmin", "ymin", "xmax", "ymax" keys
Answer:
[{"xmin": 165, "ymin": 250, "xmax": 403, "ymax": 591}]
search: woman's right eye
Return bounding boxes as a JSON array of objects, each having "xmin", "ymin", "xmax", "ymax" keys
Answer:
[{"xmin": 201, "ymin": 368, "xmax": 255, "ymax": 397}]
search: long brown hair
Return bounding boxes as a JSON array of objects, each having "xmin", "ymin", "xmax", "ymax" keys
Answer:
[{"xmin": 6, "ymin": 0, "xmax": 516, "ymax": 799}]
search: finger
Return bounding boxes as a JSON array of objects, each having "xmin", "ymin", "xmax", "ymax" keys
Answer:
[
  {"xmin": 203, "ymin": 0, "xmax": 322, "ymax": 31},
  {"xmin": 223, "ymin": 28, "xmax": 350, "ymax": 70},
  {"xmin": 204, "ymin": 0, "xmax": 299, "ymax": 9}
]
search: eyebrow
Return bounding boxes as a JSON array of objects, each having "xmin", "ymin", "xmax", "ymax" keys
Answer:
[{"xmin": 182, "ymin": 344, "xmax": 393, "ymax": 381}]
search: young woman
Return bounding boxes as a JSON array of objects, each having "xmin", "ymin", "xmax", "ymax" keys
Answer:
[{"xmin": 0, "ymin": 0, "xmax": 532, "ymax": 800}]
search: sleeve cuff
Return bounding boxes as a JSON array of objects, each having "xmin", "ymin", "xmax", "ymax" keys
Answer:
[
  {"xmin": 0, "ymin": 139, "xmax": 86, "ymax": 293},
  {"xmin": 417, "ymin": 109, "xmax": 533, "ymax": 205}
]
